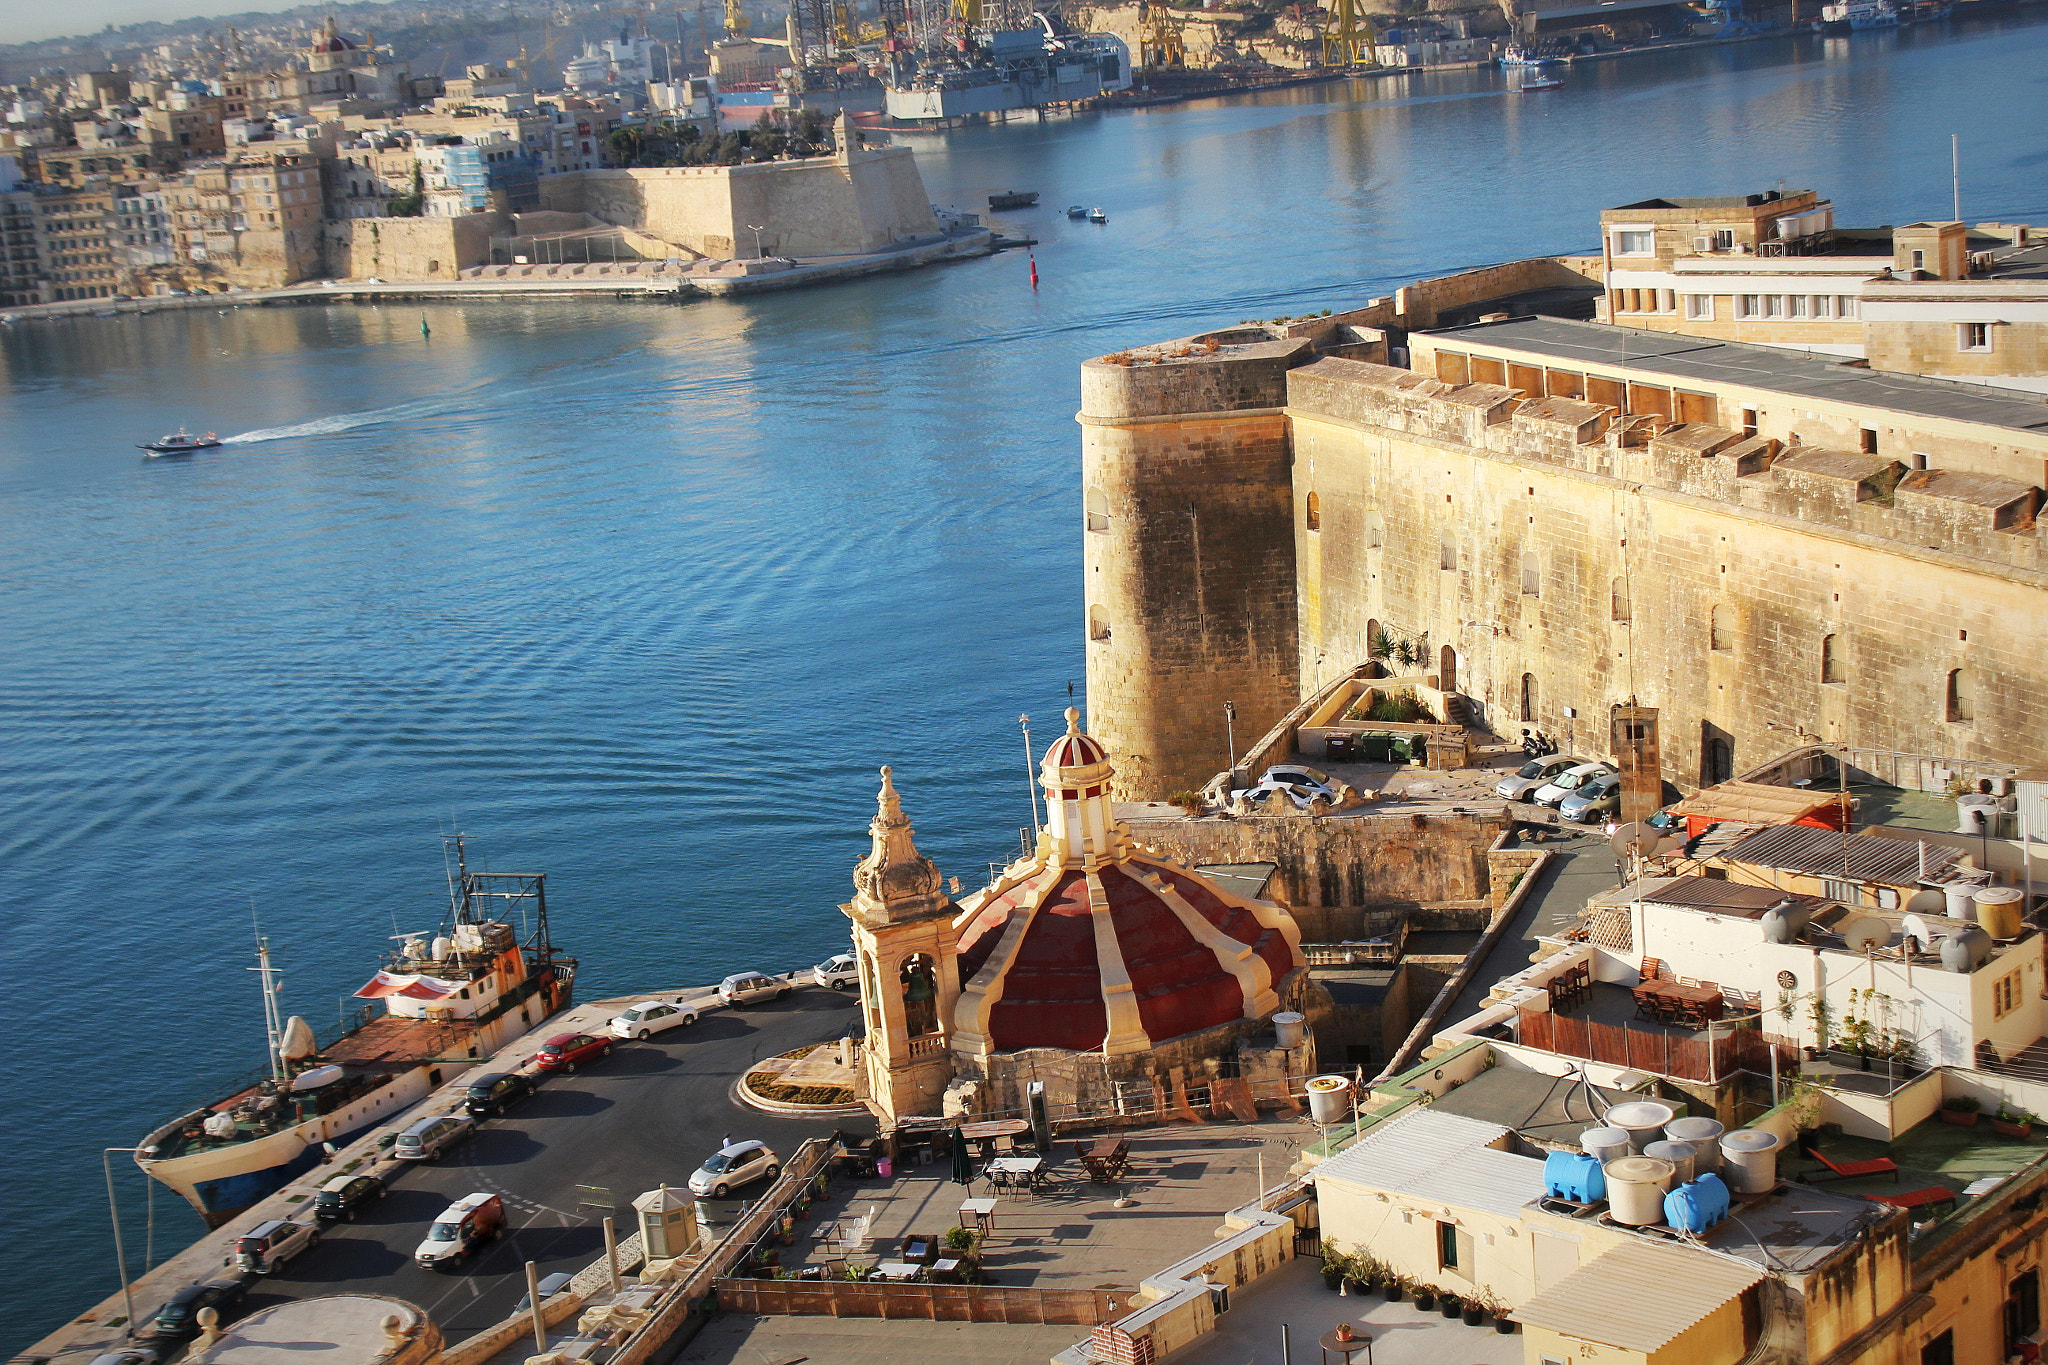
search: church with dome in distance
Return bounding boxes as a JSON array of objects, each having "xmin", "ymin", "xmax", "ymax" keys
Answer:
[{"xmin": 842, "ymin": 708, "xmax": 1328, "ymax": 1127}]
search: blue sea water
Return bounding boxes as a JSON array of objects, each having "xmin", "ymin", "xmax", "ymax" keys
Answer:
[{"xmin": 4, "ymin": 16, "xmax": 2047, "ymax": 1350}]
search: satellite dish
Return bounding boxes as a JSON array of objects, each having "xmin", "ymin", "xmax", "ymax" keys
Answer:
[
  {"xmin": 1901, "ymin": 914, "xmax": 1937, "ymax": 955},
  {"xmin": 1609, "ymin": 822, "xmax": 1661, "ymax": 858},
  {"xmin": 1839, "ymin": 916, "xmax": 1891, "ymax": 953}
]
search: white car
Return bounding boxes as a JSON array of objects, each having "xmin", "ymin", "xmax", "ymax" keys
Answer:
[
  {"xmin": 1230, "ymin": 764, "xmax": 1338, "ymax": 809},
  {"xmin": 719, "ymin": 972, "xmax": 791, "ymax": 1007},
  {"xmin": 812, "ymin": 954, "xmax": 860, "ymax": 991},
  {"xmin": 1531, "ymin": 761, "xmax": 1617, "ymax": 809},
  {"xmin": 688, "ymin": 1140, "xmax": 782, "ymax": 1199},
  {"xmin": 608, "ymin": 1000, "xmax": 700, "ymax": 1041},
  {"xmin": 1493, "ymin": 754, "xmax": 1581, "ymax": 802}
]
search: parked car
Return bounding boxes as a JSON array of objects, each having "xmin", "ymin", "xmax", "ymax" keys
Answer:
[
  {"xmin": 87, "ymin": 1347, "xmax": 160, "ymax": 1365},
  {"xmin": 608, "ymin": 1000, "xmax": 699, "ymax": 1041},
  {"xmin": 1559, "ymin": 771, "xmax": 1624, "ymax": 824},
  {"xmin": 394, "ymin": 1112, "xmax": 475, "ymax": 1161},
  {"xmin": 515, "ymin": 1271, "xmax": 577, "ymax": 1314},
  {"xmin": 812, "ymin": 954, "xmax": 860, "ymax": 991},
  {"xmin": 1493, "ymin": 754, "xmax": 1583, "ymax": 802},
  {"xmin": 463, "ymin": 1071, "xmax": 536, "ymax": 1118},
  {"xmin": 688, "ymin": 1140, "xmax": 781, "ymax": 1199},
  {"xmin": 313, "ymin": 1173, "xmax": 386, "ymax": 1222},
  {"xmin": 1230, "ymin": 764, "xmax": 1338, "ymax": 809},
  {"xmin": 1531, "ymin": 761, "xmax": 1616, "ymax": 809},
  {"xmin": 535, "ymin": 1032, "xmax": 614, "ymax": 1072},
  {"xmin": 147, "ymin": 1278, "xmax": 253, "ymax": 1342},
  {"xmin": 231, "ymin": 1217, "xmax": 319, "ymax": 1274},
  {"xmin": 414, "ymin": 1192, "xmax": 505, "ymax": 1269},
  {"xmin": 718, "ymin": 973, "xmax": 791, "ymax": 1008}
]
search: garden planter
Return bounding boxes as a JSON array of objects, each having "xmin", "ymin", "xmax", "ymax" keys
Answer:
[
  {"xmin": 1463, "ymin": 1307, "xmax": 1485, "ymax": 1327},
  {"xmin": 1383, "ymin": 1283, "xmax": 1404, "ymax": 1303},
  {"xmin": 1993, "ymin": 1120, "xmax": 2034, "ymax": 1139},
  {"xmin": 1321, "ymin": 1268, "xmax": 1343, "ymax": 1293},
  {"xmin": 1440, "ymin": 1296, "xmax": 1462, "ymax": 1319},
  {"xmin": 1412, "ymin": 1291, "xmax": 1438, "ymax": 1312},
  {"xmin": 1345, "ymin": 1278, "xmax": 1371, "ymax": 1297},
  {"xmin": 1939, "ymin": 1109, "xmax": 1980, "ymax": 1127},
  {"xmin": 1495, "ymin": 1318, "xmax": 1517, "ymax": 1334}
]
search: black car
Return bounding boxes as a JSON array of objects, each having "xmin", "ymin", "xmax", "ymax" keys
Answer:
[
  {"xmin": 464, "ymin": 1071, "xmax": 535, "ymax": 1118},
  {"xmin": 148, "ymin": 1277, "xmax": 253, "ymax": 1341},
  {"xmin": 313, "ymin": 1173, "xmax": 386, "ymax": 1222}
]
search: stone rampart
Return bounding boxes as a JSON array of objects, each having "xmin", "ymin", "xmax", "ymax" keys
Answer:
[{"xmin": 323, "ymin": 212, "xmax": 500, "ymax": 280}]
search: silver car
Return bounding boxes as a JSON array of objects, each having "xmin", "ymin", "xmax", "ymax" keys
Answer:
[
  {"xmin": 1558, "ymin": 771, "xmax": 1623, "ymax": 823},
  {"xmin": 812, "ymin": 954, "xmax": 860, "ymax": 991},
  {"xmin": 719, "ymin": 972, "xmax": 792, "ymax": 1007},
  {"xmin": 1494, "ymin": 754, "xmax": 1581, "ymax": 802},
  {"xmin": 1531, "ymin": 761, "xmax": 1617, "ymax": 809}
]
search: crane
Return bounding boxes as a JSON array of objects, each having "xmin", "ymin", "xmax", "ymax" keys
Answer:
[
  {"xmin": 1321, "ymin": 0, "xmax": 1376, "ymax": 67},
  {"xmin": 726, "ymin": 0, "xmax": 750, "ymax": 37},
  {"xmin": 1137, "ymin": 0, "xmax": 1185, "ymax": 68}
]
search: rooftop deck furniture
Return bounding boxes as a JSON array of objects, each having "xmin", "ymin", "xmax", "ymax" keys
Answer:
[
  {"xmin": 1806, "ymin": 1148, "xmax": 1901, "ymax": 1183},
  {"xmin": 1633, "ymin": 978, "xmax": 1724, "ymax": 1028},
  {"xmin": 1874, "ymin": 1186, "xmax": 1956, "ymax": 1213},
  {"xmin": 1079, "ymin": 1137, "xmax": 1131, "ymax": 1184},
  {"xmin": 959, "ymin": 1197, "xmax": 998, "ymax": 1235}
]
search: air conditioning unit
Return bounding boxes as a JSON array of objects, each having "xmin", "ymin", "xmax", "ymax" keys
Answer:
[{"xmin": 1693, "ymin": 236, "xmax": 1712, "ymax": 252}]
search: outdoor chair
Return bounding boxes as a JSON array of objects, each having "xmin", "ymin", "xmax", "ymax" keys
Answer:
[
  {"xmin": 900, "ymin": 1234, "xmax": 938, "ymax": 1265},
  {"xmin": 1640, "ymin": 956, "xmax": 1665, "ymax": 983}
]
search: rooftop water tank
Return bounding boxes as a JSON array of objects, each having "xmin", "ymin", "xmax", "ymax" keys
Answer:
[
  {"xmin": 1664, "ymin": 1117, "xmax": 1725, "ymax": 1174},
  {"xmin": 1604, "ymin": 1155, "xmax": 1676, "ymax": 1226},
  {"xmin": 1719, "ymin": 1129, "xmax": 1781, "ymax": 1195},
  {"xmin": 1580, "ymin": 1126, "xmax": 1630, "ymax": 1165},
  {"xmin": 1941, "ymin": 925, "xmax": 1992, "ymax": 973},
  {"xmin": 1944, "ymin": 881, "xmax": 1978, "ymax": 920},
  {"xmin": 1305, "ymin": 1074, "xmax": 1352, "ymax": 1126},
  {"xmin": 1664, "ymin": 1172, "xmax": 1731, "ymax": 1233},
  {"xmin": 1974, "ymin": 887, "xmax": 2025, "ymax": 940},
  {"xmin": 1761, "ymin": 899, "xmax": 1810, "ymax": 944},
  {"xmin": 1607, "ymin": 1101, "xmax": 1677, "ymax": 1154},
  {"xmin": 1272, "ymin": 1011, "xmax": 1306, "ymax": 1049},
  {"xmin": 1543, "ymin": 1150, "xmax": 1607, "ymax": 1203},
  {"xmin": 1642, "ymin": 1140, "xmax": 1699, "ymax": 1184}
]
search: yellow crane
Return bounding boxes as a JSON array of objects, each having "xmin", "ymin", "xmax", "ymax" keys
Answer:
[
  {"xmin": 1137, "ymin": 1, "xmax": 1185, "ymax": 68},
  {"xmin": 1321, "ymin": 0, "xmax": 1376, "ymax": 67},
  {"xmin": 725, "ymin": 0, "xmax": 750, "ymax": 35}
]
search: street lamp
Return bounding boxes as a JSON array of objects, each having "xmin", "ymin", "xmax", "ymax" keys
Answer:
[
  {"xmin": 745, "ymin": 223, "xmax": 766, "ymax": 259},
  {"xmin": 1224, "ymin": 700, "xmax": 1237, "ymax": 785},
  {"xmin": 103, "ymin": 1147, "xmax": 142, "ymax": 1330},
  {"xmin": 1020, "ymin": 714, "xmax": 1041, "ymax": 834}
]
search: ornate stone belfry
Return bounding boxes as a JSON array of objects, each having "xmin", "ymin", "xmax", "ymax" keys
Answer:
[{"xmin": 840, "ymin": 766, "xmax": 960, "ymax": 1126}]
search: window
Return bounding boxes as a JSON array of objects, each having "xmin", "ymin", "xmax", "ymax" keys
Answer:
[
  {"xmin": 1763, "ymin": 294, "xmax": 1786, "ymax": 319},
  {"xmin": 1684, "ymin": 294, "xmax": 1714, "ymax": 320},
  {"xmin": 1521, "ymin": 553, "xmax": 1540, "ymax": 597},
  {"xmin": 1821, "ymin": 633, "xmax": 1844, "ymax": 684},
  {"xmin": 1910, "ymin": 249, "xmax": 1926, "ymax": 271},
  {"xmin": 1712, "ymin": 229, "xmax": 1734, "ymax": 251},
  {"xmin": 1860, "ymin": 428, "xmax": 1878, "ymax": 454},
  {"xmin": 1085, "ymin": 487, "xmax": 1110, "ymax": 533},
  {"xmin": 1995, "ymin": 972, "xmax": 2022, "ymax": 1020},
  {"xmin": 1947, "ymin": 668, "xmax": 1974, "ymax": 724},
  {"xmin": 1521, "ymin": 673, "xmax": 1538, "ymax": 724},
  {"xmin": 1911, "ymin": 452, "xmax": 1929, "ymax": 471},
  {"xmin": 1611, "ymin": 577, "xmax": 1631, "ymax": 623},
  {"xmin": 1440, "ymin": 542, "xmax": 1457, "ymax": 571},
  {"xmin": 1740, "ymin": 408, "xmax": 1759, "ymax": 437},
  {"xmin": 1614, "ymin": 229, "xmax": 1653, "ymax": 256},
  {"xmin": 1838, "ymin": 295, "xmax": 1860, "ymax": 319},
  {"xmin": 1088, "ymin": 606, "xmax": 1110, "ymax": 642},
  {"xmin": 1366, "ymin": 514, "xmax": 1384, "ymax": 549},
  {"xmin": 1437, "ymin": 1220, "xmax": 1460, "ymax": 1270},
  {"xmin": 1959, "ymin": 322, "xmax": 1991, "ymax": 352},
  {"xmin": 1737, "ymin": 294, "xmax": 1761, "ymax": 319},
  {"xmin": 1304, "ymin": 491, "xmax": 1320, "ymax": 532},
  {"xmin": 1710, "ymin": 605, "xmax": 1732, "ymax": 651}
]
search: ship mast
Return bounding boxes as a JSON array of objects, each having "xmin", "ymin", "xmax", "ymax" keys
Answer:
[{"xmin": 250, "ymin": 936, "xmax": 287, "ymax": 1083}]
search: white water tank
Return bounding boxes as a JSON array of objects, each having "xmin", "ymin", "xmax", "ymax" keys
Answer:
[
  {"xmin": 1941, "ymin": 925, "xmax": 1992, "ymax": 973},
  {"xmin": 1664, "ymin": 1117, "xmax": 1725, "ymax": 1174},
  {"xmin": 1719, "ymin": 1129, "xmax": 1781, "ymax": 1194},
  {"xmin": 1604, "ymin": 1156, "xmax": 1676, "ymax": 1225},
  {"xmin": 1944, "ymin": 881, "xmax": 1977, "ymax": 920},
  {"xmin": 1607, "ymin": 1100, "xmax": 1677, "ymax": 1154},
  {"xmin": 1580, "ymin": 1126, "xmax": 1630, "ymax": 1165},
  {"xmin": 1642, "ymin": 1140, "xmax": 1699, "ymax": 1184},
  {"xmin": 1974, "ymin": 887, "xmax": 2025, "ymax": 940},
  {"xmin": 1305, "ymin": 1074, "xmax": 1352, "ymax": 1125},
  {"xmin": 1272, "ymin": 1011, "xmax": 1306, "ymax": 1049}
]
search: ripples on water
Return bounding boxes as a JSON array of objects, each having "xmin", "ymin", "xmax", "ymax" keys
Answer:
[{"xmin": 3, "ymin": 16, "xmax": 2046, "ymax": 1347}]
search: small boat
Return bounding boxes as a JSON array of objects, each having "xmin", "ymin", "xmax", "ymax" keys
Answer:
[
  {"xmin": 1087, "ymin": 207, "xmax": 1107, "ymax": 223},
  {"xmin": 1518, "ymin": 75, "xmax": 1564, "ymax": 91},
  {"xmin": 1066, "ymin": 205, "xmax": 1088, "ymax": 219},
  {"xmin": 1500, "ymin": 44, "xmax": 1554, "ymax": 67},
  {"xmin": 138, "ymin": 430, "xmax": 223, "ymax": 454},
  {"xmin": 988, "ymin": 190, "xmax": 1040, "ymax": 210}
]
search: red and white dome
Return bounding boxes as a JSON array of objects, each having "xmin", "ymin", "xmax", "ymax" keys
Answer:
[{"xmin": 947, "ymin": 709, "xmax": 1303, "ymax": 1057}]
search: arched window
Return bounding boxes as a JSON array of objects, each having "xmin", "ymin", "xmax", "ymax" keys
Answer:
[
  {"xmin": 1305, "ymin": 491, "xmax": 1321, "ymax": 532},
  {"xmin": 1703, "ymin": 732, "xmax": 1734, "ymax": 785},
  {"xmin": 1521, "ymin": 553, "xmax": 1541, "ymax": 597},
  {"xmin": 1085, "ymin": 486, "xmax": 1110, "ymax": 533},
  {"xmin": 1710, "ymin": 605, "xmax": 1732, "ymax": 652},
  {"xmin": 1089, "ymin": 605, "xmax": 1111, "ymax": 642},
  {"xmin": 1947, "ymin": 667, "xmax": 1974, "ymax": 724},
  {"xmin": 1440, "ymin": 542, "xmax": 1457, "ymax": 571},
  {"xmin": 1611, "ymin": 577, "xmax": 1631, "ymax": 623},
  {"xmin": 1520, "ymin": 673, "xmax": 1538, "ymax": 723},
  {"xmin": 1821, "ymin": 633, "xmax": 1844, "ymax": 685},
  {"xmin": 900, "ymin": 954, "xmax": 938, "ymax": 1037}
]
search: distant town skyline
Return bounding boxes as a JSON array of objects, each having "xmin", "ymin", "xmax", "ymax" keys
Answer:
[{"xmin": 4, "ymin": 0, "xmax": 321, "ymax": 49}]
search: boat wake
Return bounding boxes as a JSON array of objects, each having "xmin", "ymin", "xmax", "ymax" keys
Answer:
[{"xmin": 221, "ymin": 389, "xmax": 490, "ymax": 444}]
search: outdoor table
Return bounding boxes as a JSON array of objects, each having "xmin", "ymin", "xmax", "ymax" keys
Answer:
[
  {"xmin": 1081, "ymin": 1138, "xmax": 1130, "ymax": 1183},
  {"xmin": 959, "ymin": 1197, "xmax": 999, "ymax": 1235},
  {"xmin": 931, "ymin": 1257, "xmax": 965, "ymax": 1283},
  {"xmin": 872, "ymin": 1260, "xmax": 924, "ymax": 1282},
  {"xmin": 960, "ymin": 1117, "xmax": 1031, "ymax": 1159},
  {"xmin": 1633, "ymin": 979, "xmax": 1724, "ymax": 1027},
  {"xmin": 1319, "ymin": 1327, "xmax": 1373, "ymax": 1365},
  {"xmin": 987, "ymin": 1156, "xmax": 1046, "ymax": 1191}
]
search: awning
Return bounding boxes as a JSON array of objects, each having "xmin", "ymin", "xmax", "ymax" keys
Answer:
[{"xmin": 354, "ymin": 970, "xmax": 460, "ymax": 1000}]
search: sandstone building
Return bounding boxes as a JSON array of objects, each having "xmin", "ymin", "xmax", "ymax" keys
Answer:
[{"xmin": 1081, "ymin": 191, "xmax": 2048, "ymax": 803}]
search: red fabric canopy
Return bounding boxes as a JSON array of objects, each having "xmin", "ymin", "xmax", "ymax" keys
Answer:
[{"xmin": 354, "ymin": 970, "xmax": 459, "ymax": 1000}]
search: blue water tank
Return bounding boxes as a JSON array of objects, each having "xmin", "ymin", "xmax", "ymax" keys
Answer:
[
  {"xmin": 1544, "ymin": 1150, "xmax": 1607, "ymax": 1203},
  {"xmin": 1663, "ymin": 1172, "xmax": 1731, "ymax": 1232}
]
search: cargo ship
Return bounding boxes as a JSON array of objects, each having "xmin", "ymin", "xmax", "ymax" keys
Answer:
[{"xmin": 136, "ymin": 840, "xmax": 575, "ymax": 1226}]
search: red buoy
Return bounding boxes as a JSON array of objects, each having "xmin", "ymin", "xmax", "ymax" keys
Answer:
[{"xmin": 1029, "ymin": 252, "xmax": 1039, "ymax": 289}]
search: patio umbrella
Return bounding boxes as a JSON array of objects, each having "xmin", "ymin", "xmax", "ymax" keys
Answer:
[{"xmin": 949, "ymin": 1126, "xmax": 973, "ymax": 1186}]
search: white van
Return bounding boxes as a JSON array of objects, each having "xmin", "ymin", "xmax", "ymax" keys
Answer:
[{"xmin": 394, "ymin": 1113, "xmax": 474, "ymax": 1161}]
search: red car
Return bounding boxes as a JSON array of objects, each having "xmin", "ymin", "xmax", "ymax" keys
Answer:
[{"xmin": 535, "ymin": 1032, "xmax": 614, "ymax": 1073}]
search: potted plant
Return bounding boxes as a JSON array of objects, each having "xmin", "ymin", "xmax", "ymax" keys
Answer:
[
  {"xmin": 1168, "ymin": 790, "xmax": 1207, "ymax": 816},
  {"xmin": 1940, "ymin": 1096, "xmax": 1982, "ymax": 1127},
  {"xmin": 1411, "ymin": 1283, "xmax": 1438, "ymax": 1312},
  {"xmin": 1439, "ymin": 1292, "xmax": 1462, "ymax": 1319},
  {"xmin": 1382, "ymin": 1274, "xmax": 1406, "ymax": 1304},
  {"xmin": 1352, "ymin": 1253, "xmax": 1385, "ymax": 1294},
  {"xmin": 1462, "ymin": 1295, "xmax": 1485, "ymax": 1327},
  {"xmin": 1320, "ymin": 1258, "xmax": 1345, "ymax": 1292},
  {"xmin": 1993, "ymin": 1105, "xmax": 2039, "ymax": 1140}
]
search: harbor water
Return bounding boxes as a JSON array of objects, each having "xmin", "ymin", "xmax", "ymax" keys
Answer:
[{"xmin": 4, "ymin": 15, "xmax": 2048, "ymax": 1349}]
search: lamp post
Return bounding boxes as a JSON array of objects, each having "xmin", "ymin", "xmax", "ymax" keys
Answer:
[
  {"xmin": 1020, "ymin": 714, "xmax": 1041, "ymax": 834},
  {"xmin": 746, "ymin": 223, "xmax": 766, "ymax": 259},
  {"xmin": 1224, "ymin": 700, "xmax": 1237, "ymax": 787},
  {"xmin": 103, "ymin": 1147, "xmax": 141, "ymax": 1330}
]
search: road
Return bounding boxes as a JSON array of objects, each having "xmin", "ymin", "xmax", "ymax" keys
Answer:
[{"xmin": 230, "ymin": 986, "xmax": 865, "ymax": 1341}]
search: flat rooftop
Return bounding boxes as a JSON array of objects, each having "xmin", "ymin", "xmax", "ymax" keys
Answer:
[
  {"xmin": 1787, "ymin": 1115, "xmax": 2048, "ymax": 1241},
  {"xmin": 1420, "ymin": 315, "xmax": 2048, "ymax": 435},
  {"xmin": 1426, "ymin": 1063, "xmax": 1639, "ymax": 1149}
]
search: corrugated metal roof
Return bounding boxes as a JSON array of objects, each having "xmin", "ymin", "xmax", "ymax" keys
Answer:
[
  {"xmin": 1637, "ymin": 876, "xmax": 1832, "ymax": 918},
  {"xmin": 1312, "ymin": 1109, "xmax": 1542, "ymax": 1219},
  {"xmin": 1512, "ymin": 1239, "xmax": 1763, "ymax": 1352},
  {"xmin": 1716, "ymin": 823, "xmax": 1960, "ymax": 885},
  {"xmin": 1672, "ymin": 780, "xmax": 1842, "ymax": 826}
]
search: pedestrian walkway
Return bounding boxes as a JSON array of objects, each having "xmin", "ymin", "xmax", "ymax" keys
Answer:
[{"xmin": 1442, "ymin": 823, "xmax": 1620, "ymax": 1024}]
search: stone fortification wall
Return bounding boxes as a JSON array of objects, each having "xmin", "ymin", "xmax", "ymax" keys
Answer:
[
  {"xmin": 1081, "ymin": 339, "xmax": 1311, "ymax": 801},
  {"xmin": 537, "ymin": 147, "xmax": 937, "ymax": 261},
  {"xmin": 1285, "ymin": 356, "xmax": 2048, "ymax": 786},
  {"xmin": 323, "ymin": 212, "xmax": 499, "ymax": 280}
]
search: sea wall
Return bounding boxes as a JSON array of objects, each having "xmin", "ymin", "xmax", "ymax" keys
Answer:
[{"xmin": 322, "ymin": 212, "xmax": 500, "ymax": 281}]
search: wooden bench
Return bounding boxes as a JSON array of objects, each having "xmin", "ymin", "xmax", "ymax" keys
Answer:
[
  {"xmin": 1874, "ymin": 1186, "xmax": 1957, "ymax": 1214},
  {"xmin": 1806, "ymin": 1149, "xmax": 1900, "ymax": 1183}
]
